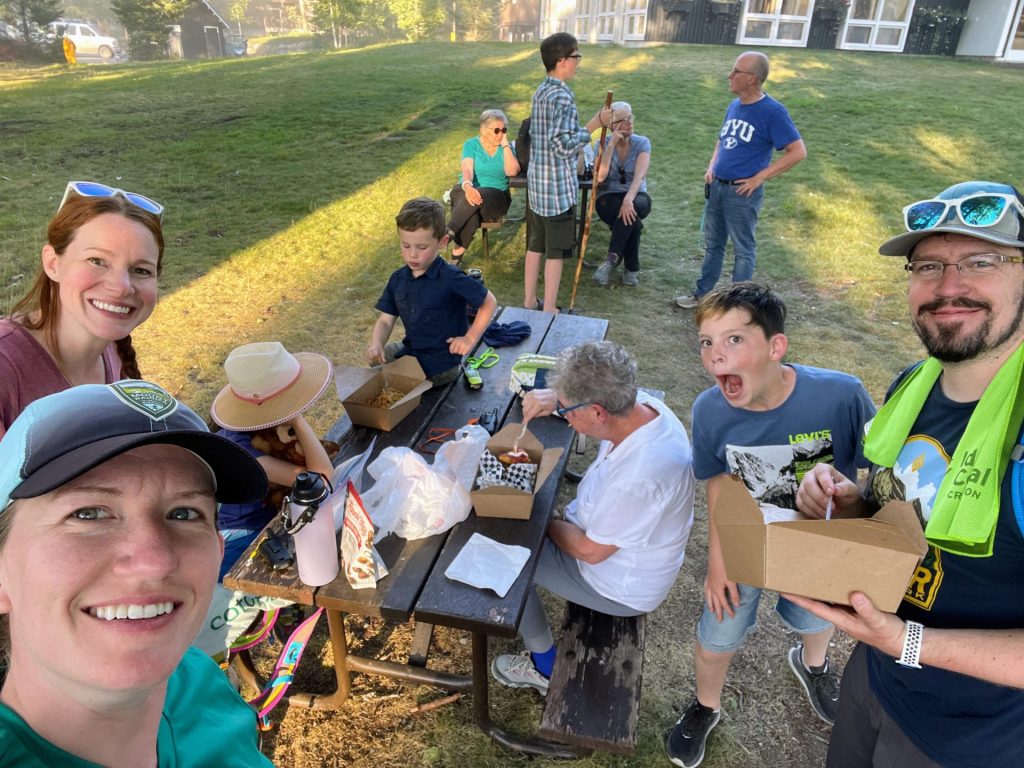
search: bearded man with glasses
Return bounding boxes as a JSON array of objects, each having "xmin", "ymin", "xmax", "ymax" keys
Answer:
[
  {"xmin": 675, "ymin": 51, "xmax": 806, "ymax": 310},
  {"xmin": 790, "ymin": 181, "xmax": 1024, "ymax": 768}
]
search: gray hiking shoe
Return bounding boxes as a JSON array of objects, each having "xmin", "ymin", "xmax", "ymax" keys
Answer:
[
  {"xmin": 622, "ymin": 270, "xmax": 639, "ymax": 286},
  {"xmin": 594, "ymin": 260, "xmax": 613, "ymax": 286},
  {"xmin": 674, "ymin": 293, "xmax": 702, "ymax": 309},
  {"xmin": 787, "ymin": 644, "xmax": 839, "ymax": 725},
  {"xmin": 491, "ymin": 651, "xmax": 549, "ymax": 695},
  {"xmin": 666, "ymin": 698, "xmax": 721, "ymax": 768}
]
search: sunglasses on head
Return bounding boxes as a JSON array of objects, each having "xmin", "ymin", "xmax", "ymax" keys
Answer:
[
  {"xmin": 903, "ymin": 192, "xmax": 1024, "ymax": 233},
  {"xmin": 58, "ymin": 181, "xmax": 164, "ymax": 220},
  {"xmin": 492, "ymin": 126, "xmax": 508, "ymax": 135}
]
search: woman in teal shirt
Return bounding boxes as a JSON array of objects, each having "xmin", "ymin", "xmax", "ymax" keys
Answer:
[
  {"xmin": 0, "ymin": 382, "xmax": 274, "ymax": 767},
  {"xmin": 447, "ymin": 109, "xmax": 521, "ymax": 265}
]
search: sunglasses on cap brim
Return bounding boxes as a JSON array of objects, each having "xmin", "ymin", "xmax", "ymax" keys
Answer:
[
  {"xmin": 58, "ymin": 181, "xmax": 164, "ymax": 221},
  {"xmin": 903, "ymin": 192, "xmax": 1024, "ymax": 233}
]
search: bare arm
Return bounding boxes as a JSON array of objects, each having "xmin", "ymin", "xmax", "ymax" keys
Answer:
[
  {"xmin": 521, "ymin": 388, "xmax": 558, "ymax": 424},
  {"xmin": 618, "ymin": 148, "xmax": 650, "ymax": 225},
  {"xmin": 501, "ymin": 141, "xmax": 520, "ymax": 176},
  {"xmin": 366, "ymin": 312, "xmax": 397, "ymax": 365},
  {"xmin": 704, "ymin": 474, "xmax": 741, "ymax": 621},
  {"xmin": 548, "ymin": 518, "xmax": 618, "ymax": 564},
  {"xmin": 595, "ymin": 134, "xmax": 621, "ymax": 183},
  {"xmin": 785, "ymin": 592, "xmax": 1024, "ymax": 689},
  {"xmin": 447, "ymin": 290, "xmax": 497, "ymax": 356},
  {"xmin": 737, "ymin": 138, "xmax": 806, "ymax": 196},
  {"xmin": 460, "ymin": 157, "xmax": 482, "ymax": 206},
  {"xmin": 256, "ymin": 415, "xmax": 334, "ymax": 486}
]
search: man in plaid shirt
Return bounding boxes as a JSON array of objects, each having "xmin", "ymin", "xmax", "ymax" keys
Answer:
[{"xmin": 525, "ymin": 32, "xmax": 610, "ymax": 313}]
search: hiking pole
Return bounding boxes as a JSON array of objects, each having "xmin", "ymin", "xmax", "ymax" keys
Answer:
[{"xmin": 568, "ymin": 90, "xmax": 613, "ymax": 313}]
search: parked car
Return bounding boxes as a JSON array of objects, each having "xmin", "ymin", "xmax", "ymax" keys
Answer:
[{"xmin": 48, "ymin": 19, "xmax": 120, "ymax": 60}]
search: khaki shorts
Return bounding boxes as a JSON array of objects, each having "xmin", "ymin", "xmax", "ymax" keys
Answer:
[{"xmin": 526, "ymin": 205, "xmax": 576, "ymax": 259}]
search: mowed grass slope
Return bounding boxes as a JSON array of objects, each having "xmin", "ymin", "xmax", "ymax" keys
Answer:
[{"xmin": 1, "ymin": 43, "xmax": 1023, "ymax": 767}]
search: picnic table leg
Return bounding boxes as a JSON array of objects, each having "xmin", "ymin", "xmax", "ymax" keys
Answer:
[
  {"xmin": 470, "ymin": 631, "xmax": 582, "ymax": 759},
  {"xmin": 287, "ymin": 608, "xmax": 353, "ymax": 710}
]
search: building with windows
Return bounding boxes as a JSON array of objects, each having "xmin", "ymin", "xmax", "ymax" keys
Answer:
[{"xmin": 538, "ymin": 0, "xmax": 1024, "ymax": 60}]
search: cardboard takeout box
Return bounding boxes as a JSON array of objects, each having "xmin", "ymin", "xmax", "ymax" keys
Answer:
[
  {"xmin": 713, "ymin": 474, "xmax": 928, "ymax": 612},
  {"xmin": 471, "ymin": 423, "xmax": 563, "ymax": 520},
  {"xmin": 334, "ymin": 357, "xmax": 433, "ymax": 432}
]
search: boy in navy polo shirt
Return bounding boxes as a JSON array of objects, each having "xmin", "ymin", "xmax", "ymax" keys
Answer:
[{"xmin": 367, "ymin": 196, "xmax": 497, "ymax": 384}]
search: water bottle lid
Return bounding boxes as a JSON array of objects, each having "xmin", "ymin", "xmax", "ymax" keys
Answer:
[{"xmin": 291, "ymin": 471, "xmax": 329, "ymax": 504}]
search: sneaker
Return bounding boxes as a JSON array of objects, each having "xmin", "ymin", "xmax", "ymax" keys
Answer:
[
  {"xmin": 666, "ymin": 698, "xmax": 721, "ymax": 768},
  {"xmin": 594, "ymin": 260, "xmax": 613, "ymax": 286},
  {"xmin": 674, "ymin": 293, "xmax": 702, "ymax": 309},
  {"xmin": 622, "ymin": 270, "xmax": 639, "ymax": 287},
  {"xmin": 787, "ymin": 645, "xmax": 839, "ymax": 725},
  {"xmin": 491, "ymin": 651, "xmax": 549, "ymax": 695}
]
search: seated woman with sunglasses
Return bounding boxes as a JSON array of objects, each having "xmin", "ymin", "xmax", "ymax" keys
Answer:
[
  {"xmin": 446, "ymin": 109, "xmax": 521, "ymax": 266},
  {"xmin": 0, "ymin": 181, "xmax": 164, "ymax": 438},
  {"xmin": 590, "ymin": 102, "xmax": 652, "ymax": 287},
  {"xmin": 490, "ymin": 341, "xmax": 695, "ymax": 695}
]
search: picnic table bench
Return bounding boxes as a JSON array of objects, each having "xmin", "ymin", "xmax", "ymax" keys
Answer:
[{"xmin": 225, "ymin": 305, "xmax": 626, "ymax": 756}]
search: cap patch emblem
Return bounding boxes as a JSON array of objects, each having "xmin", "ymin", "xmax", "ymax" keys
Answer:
[{"xmin": 108, "ymin": 381, "xmax": 179, "ymax": 421}]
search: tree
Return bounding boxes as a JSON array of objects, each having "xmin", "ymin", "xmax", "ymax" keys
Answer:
[
  {"xmin": 110, "ymin": 0, "xmax": 188, "ymax": 60},
  {"xmin": 2, "ymin": 0, "xmax": 62, "ymax": 41}
]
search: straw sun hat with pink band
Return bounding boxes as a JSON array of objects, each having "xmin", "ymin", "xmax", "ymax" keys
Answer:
[{"xmin": 211, "ymin": 342, "xmax": 333, "ymax": 431}]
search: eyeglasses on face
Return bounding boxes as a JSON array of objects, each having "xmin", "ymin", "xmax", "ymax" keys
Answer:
[
  {"xmin": 492, "ymin": 126, "xmax": 508, "ymax": 135},
  {"xmin": 58, "ymin": 181, "xmax": 164, "ymax": 220},
  {"xmin": 903, "ymin": 192, "xmax": 1024, "ymax": 233},
  {"xmin": 729, "ymin": 67, "xmax": 756, "ymax": 77},
  {"xmin": 612, "ymin": 116, "xmax": 635, "ymax": 125},
  {"xmin": 565, "ymin": 52, "xmax": 583, "ymax": 60},
  {"xmin": 905, "ymin": 253, "xmax": 1024, "ymax": 280},
  {"xmin": 555, "ymin": 400, "xmax": 594, "ymax": 417}
]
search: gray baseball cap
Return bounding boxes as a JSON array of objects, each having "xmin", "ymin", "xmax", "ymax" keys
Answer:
[
  {"xmin": 0, "ymin": 381, "xmax": 268, "ymax": 510},
  {"xmin": 879, "ymin": 181, "xmax": 1024, "ymax": 257}
]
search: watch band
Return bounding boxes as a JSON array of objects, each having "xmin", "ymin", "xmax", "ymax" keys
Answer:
[{"xmin": 896, "ymin": 620, "xmax": 924, "ymax": 669}]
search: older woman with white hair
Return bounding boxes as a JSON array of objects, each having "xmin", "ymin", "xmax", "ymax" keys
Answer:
[
  {"xmin": 591, "ymin": 101, "xmax": 652, "ymax": 287},
  {"xmin": 491, "ymin": 341, "xmax": 695, "ymax": 694},
  {"xmin": 446, "ymin": 108, "xmax": 521, "ymax": 266}
]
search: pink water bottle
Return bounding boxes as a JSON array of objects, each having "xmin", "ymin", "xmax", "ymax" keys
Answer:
[{"xmin": 282, "ymin": 472, "xmax": 339, "ymax": 586}]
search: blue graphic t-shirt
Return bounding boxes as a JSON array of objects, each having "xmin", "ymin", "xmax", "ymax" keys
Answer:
[
  {"xmin": 866, "ymin": 367, "xmax": 1024, "ymax": 768},
  {"xmin": 713, "ymin": 94, "xmax": 800, "ymax": 181},
  {"xmin": 691, "ymin": 364, "xmax": 874, "ymax": 506}
]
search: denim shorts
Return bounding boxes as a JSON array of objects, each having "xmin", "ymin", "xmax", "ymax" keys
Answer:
[{"xmin": 696, "ymin": 583, "xmax": 832, "ymax": 653}]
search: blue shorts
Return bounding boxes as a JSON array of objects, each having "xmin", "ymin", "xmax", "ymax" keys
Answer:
[{"xmin": 697, "ymin": 583, "xmax": 832, "ymax": 653}]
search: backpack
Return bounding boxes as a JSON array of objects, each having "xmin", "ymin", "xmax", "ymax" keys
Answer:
[{"xmin": 515, "ymin": 117, "xmax": 531, "ymax": 176}]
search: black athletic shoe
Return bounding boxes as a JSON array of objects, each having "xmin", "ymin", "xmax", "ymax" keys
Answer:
[
  {"xmin": 788, "ymin": 644, "xmax": 840, "ymax": 725},
  {"xmin": 666, "ymin": 698, "xmax": 721, "ymax": 768}
]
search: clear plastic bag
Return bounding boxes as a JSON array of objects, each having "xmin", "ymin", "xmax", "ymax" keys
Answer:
[{"xmin": 361, "ymin": 424, "xmax": 489, "ymax": 542}]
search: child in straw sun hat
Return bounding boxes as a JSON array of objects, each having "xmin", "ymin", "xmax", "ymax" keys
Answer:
[{"xmin": 210, "ymin": 341, "xmax": 336, "ymax": 577}]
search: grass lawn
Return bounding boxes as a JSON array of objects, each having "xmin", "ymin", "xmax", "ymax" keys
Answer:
[{"xmin": 2, "ymin": 42, "xmax": 1023, "ymax": 767}]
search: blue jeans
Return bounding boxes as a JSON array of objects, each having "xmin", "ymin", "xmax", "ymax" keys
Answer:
[
  {"xmin": 696, "ymin": 583, "xmax": 832, "ymax": 653},
  {"xmin": 695, "ymin": 181, "xmax": 764, "ymax": 297}
]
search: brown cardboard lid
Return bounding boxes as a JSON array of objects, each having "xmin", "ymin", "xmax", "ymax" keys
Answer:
[{"xmin": 873, "ymin": 501, "xmax": 929, "ymax": 556}]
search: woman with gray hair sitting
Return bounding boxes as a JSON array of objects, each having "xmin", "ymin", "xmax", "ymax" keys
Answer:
[
  {"xmin": 446, "ymin": 108, "xmax": 521, "ymax": 266},
  {"xmin": 491, "ymin": 341, "xmax": 695, "ymax": 694},
  {"xmin": 591, "ymin": 101, "xmax": 652, "ymax": 287}
]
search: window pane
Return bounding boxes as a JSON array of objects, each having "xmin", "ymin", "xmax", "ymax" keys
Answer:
[
  {"xmin": 851, "ymin": 0, "xmax": 876, "ymax": 21},
  {"xmin": 750, "ymin": 0, "xmax": 777, "ymax": 13},
  {"xmin": 879, "ymin": 0, "xmax": 909, "ymax": 22},
  {"xmin": 778, "ymin": 21, "xmax": 805, "ymax": 39},
  {"xmin": 745, "ymin": 20, "xmax": 774, "ymax": 37},
  {"xmin": 845, "ymin": 24, "xmax": 872, "ymax": 43},
  {"xmin": 781, "ymin": 0, "xmax": 809, "ymax": 14},
  {"xmin": 876, "ymin": 26, "xmax": 902, "ymax": 45}
]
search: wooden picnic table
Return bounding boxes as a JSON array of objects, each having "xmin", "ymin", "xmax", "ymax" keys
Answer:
[{"xmin": 223, "ymin": 305, "xmax": 608, "ymax": 756}]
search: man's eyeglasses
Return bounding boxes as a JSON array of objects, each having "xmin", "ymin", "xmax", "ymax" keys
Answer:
[
  {"xmin": 903, "ymin": 192, "xmax": 1024, "ymax": 233},
  {"xmin": 492, "ymin": 126, "xmax": 508, "ymax": 135},
  {"xmin": 58, "ymin": 181, "xmax": 164, "ymax": 221},
  {"xmin": 565, "ymin": 53, "xmax": 583, "ymax": 60},
  {"xmin": 905, "ymin": 253, "xmax": 1024, "ymax": 280},
  {"xmin": 555, "ymin": 400, "xmax": 594, "ymax": 417},
  {"xmin": 729, "ymin": 67, "xmax": 757, "ymax": 77}
]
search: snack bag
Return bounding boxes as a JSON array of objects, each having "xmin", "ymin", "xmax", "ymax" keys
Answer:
[{"xmin": 340, "ymin": 481, "xmax": 388, "ymax": 589}]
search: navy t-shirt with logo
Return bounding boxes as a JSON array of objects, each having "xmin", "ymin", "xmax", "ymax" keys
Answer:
[
  {"xmin": 866, "ymin": 369, "xmax": 1024, "ymax": 768},
  {"xmin": 713, "ymin": 94, "xmax": 800, "ymax": 182}
]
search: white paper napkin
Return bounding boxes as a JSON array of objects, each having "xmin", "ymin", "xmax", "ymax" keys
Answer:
[{"xmin": 444, "ymin": 533, "xmax": 531, "ymax": 597}]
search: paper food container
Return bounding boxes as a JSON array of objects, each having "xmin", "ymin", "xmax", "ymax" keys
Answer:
[
  {"xmin": 471, "ymin": 423, "xmax": 563, "ymax": 520},
  {"xmin": 713, "ymin": 474, "xmax": 928, "ymax": 612},
  {"xmin": 334, "ymin": 357, "xmax": 433, "ymax": 432}
]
